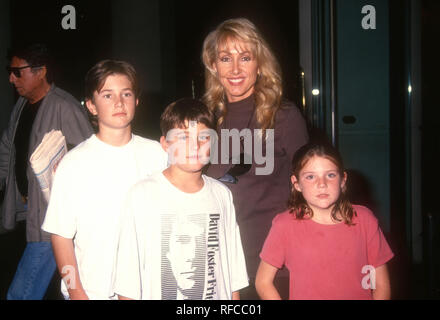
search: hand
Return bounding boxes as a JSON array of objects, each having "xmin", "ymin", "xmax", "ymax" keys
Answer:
[{"xmin": 69, "ymin": 289, "xmax": 89, "ymax": 300}]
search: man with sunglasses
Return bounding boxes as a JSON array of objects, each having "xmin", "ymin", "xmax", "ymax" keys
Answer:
[{"xmin": 0, "ymin": 43, "xmax": 93, "ymax": 299}]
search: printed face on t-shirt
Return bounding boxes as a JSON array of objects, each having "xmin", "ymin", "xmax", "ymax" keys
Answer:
[{"xmin": 166, "ymin": 219, "xmax": 204, "ymax": 290}]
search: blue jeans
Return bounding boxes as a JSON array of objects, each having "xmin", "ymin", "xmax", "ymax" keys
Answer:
[{"xmin": 7, "ymin": 242, "xmax": 57, "ymax": 300}]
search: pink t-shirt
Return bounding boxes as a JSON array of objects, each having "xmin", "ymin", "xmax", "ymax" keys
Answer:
[{"xmin": 260, "ymin": 205, "xmax": 394, "ymax": 300}]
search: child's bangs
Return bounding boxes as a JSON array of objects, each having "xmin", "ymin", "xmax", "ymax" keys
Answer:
[
  {"xmin": 295, "ymin": 150, "xmax": 344, "ymax": 176},
  {"xmin": 95, "ymin": 72, "xmax": 134, "ymax": 94},
  {"xmin": 175, "ymin": 115, "xmax": 214, "ymax": 131}
]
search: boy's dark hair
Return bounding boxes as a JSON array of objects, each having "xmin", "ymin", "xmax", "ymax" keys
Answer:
[
  {"xmin": 7, "ymin": 43, "xmax": 54, "ymax": 83},
  {"xmin": 160, "ymin": 98, "xmax": 215, "ymax": 136},
  {"xmin": 288, "ymin": 141, "xmax": 357, "ymax": 226},
  {"xmin": 84, "ymin": 59, "xmax": 139, "ymax": 102}
]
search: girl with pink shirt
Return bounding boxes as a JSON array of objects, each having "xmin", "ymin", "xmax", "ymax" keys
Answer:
[{"xmin": 255, "ymin": 142, "xmax": 394, "ymax": 300}]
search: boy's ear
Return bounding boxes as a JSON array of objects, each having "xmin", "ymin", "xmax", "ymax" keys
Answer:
[
  {"xmin": 135, "ymin": 98, "xmax": 139, "ymax": 107},
  {"xmin": 85, "ymin": 99, "xmax": 98, "ymax": 116},
  {"xmin": 291, "ymin": 175, "xmax": 302, "ymax": 192},
  {"xmin": 160, "ymin": 136, "xmax": 168, "ymax": 153}
]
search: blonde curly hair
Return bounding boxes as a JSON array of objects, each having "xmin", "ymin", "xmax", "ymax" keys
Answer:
[{"xmin": 201, "ymin": 18, "xmax": 283, "ymax": 131}]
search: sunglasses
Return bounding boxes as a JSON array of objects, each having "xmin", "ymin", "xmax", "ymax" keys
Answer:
[{"xmin": 6, "ymin": 65, "xmax": 42, "ymax": 78}]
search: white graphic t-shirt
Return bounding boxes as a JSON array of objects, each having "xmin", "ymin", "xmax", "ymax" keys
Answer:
[{"xmin": 113, "ymin": 172, "xmax": 249, "ymax": 300}]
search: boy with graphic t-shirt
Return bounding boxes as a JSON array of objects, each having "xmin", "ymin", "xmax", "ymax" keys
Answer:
[
  {"xmin": 42, "ymin": 60, "xmax": 168, "ymax": 300},
  {"xmin": 113, "ymin": 98, "xmax": 249, "ymax": 300}
]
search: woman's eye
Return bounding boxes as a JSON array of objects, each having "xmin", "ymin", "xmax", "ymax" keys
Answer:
[
  {"xmin": 305, "ymin": 175, "xmax": 314, "ymax": 180},
  {"xmin": 219, "ymin": 56, "xmax": 230, "ymax": 63},
  {"xmin": 177, "ymin": 135, "xmax": 188, "ymax": 141},
  {"xmin": 328, "ymin": 173, "xmax": 337, "ymax": 178},
  {"xmin": 241, "ymin": 56, "xmax": 252, "ymax": 62}
]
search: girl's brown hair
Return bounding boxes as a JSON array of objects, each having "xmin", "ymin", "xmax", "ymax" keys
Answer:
[{"xmin": 288, "ymin": 142, "xmax": 357, "ymax": 225}]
